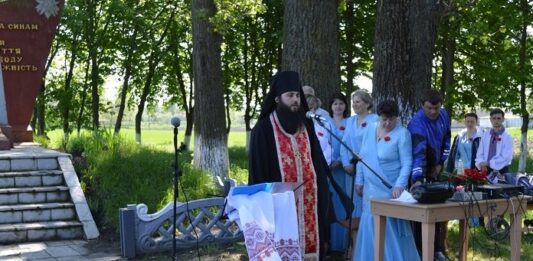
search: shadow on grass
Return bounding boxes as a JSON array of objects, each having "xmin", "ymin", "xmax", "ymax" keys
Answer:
[{"xmin": 447, "ymin": 216, "xmax": 533, "ymax": 260}]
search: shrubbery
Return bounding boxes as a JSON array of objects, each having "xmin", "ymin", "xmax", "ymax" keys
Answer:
[{"xmin": 61, "ymin": 131, "xmax": 218, "ymax": 234}]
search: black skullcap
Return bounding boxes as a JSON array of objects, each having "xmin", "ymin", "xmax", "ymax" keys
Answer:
[
  {"xmin": 270, "ymin": 71, "xmax": 302, "ymax": 96},
  {"xmin": 257, "ymin": 71, "xmax": 309, "ymax": 120}
]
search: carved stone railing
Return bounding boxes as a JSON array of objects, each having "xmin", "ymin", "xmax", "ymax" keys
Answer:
[{"xmin": 119, "ymin": 197, "xmax": 243, "ymax": 258}]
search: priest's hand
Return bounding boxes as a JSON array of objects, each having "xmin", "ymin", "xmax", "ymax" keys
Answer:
[{"xmin": 392, "ymin": 187, "xmax": 403, "ymax": 199}]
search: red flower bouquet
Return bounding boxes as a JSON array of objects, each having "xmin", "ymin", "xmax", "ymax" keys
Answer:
[{"xmin": 450, "ymin": 168, "xmax": 488, "ymax": 187}]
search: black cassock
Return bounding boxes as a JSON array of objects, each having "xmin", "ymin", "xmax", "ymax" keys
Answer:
[{"xmin": 248, "ymin": 116, "xmax": 351, "ymax": 259}]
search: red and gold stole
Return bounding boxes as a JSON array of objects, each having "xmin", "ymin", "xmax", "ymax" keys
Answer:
[{"xmin": 270, "ymin": 111, "xmax": 320, "ymax": 260}]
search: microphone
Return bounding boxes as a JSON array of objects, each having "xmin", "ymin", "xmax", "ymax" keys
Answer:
[
  {"xmin": 170, "ymin": 117, "xmax": 181, "ymax": 127},
  {"xmin": 305, "ymin": 111, "xmax": 327, "ymax": 123}
]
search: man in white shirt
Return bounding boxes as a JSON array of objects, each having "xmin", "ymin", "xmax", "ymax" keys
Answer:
[{"xmin": 475, "ymin": 108, "xmax": 514, "ymax": 174}]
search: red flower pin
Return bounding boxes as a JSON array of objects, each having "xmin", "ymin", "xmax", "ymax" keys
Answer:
[
  {"xmin": 384, "ymin": 136, "xmax": 391, "ymax": 142},
  {"xmin": 317, "ymin": 132, "xmax": 324, "ymax": 137},
  {"xmin": 468, "ymin": 138, "xmax": 473, "ymax": 142},
  {"xmin": 361, "ymin": 122, "xmax": 367, "ymax": 127},
  {"xmin": 339, "ymin": 126, "xmax": 346, "ymax": 131}
]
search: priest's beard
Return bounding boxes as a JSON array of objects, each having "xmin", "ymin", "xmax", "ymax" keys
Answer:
[{"xmin": 276, "ymin": 102, "xmax": 306, "ymax": 135}]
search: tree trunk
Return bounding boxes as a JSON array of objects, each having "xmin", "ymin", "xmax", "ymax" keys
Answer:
[
  {"xmin": 518, "ymin": 0, "xmax": 529, "ymax": 173},
  {"xmin": 192, "ymin": 0, "xmax": 229, "ymax": 180},
  {"xmin": 134, "ymin": 10, "xmax": 175, "ymax": 144},
  {"xmin": 438, "ymin": 11, "xmax": 457, "ymax": 116},
  {"xmin": 282, "ymin": 0, "xmax": 341, "ymax": 103},
  {"xmin": 372, "ymin": 0, "xmax": 440, "ymax": 122},
  {"xmin": 62, "ymin": 39, "xmax": 79, "ymax": 140},
  {"xmin": 343, "ymin": 0, "xmax": 356, "ymax": 107},
  {"xmin": 114, "ymin": 27, "xmax": 138, "ymax": 136},
  {"xmin": 33, "ymin": 42, "xmax": 59, "ymax": 137},
  {"xmin": 77, "ymin": 57, "xmax": 91, "ymax": 136},
  {"xmin": 134, "ymin": 62, "xmax": 157, "ymax": 144},
  {"xmin": 86, "ymin": 0, "xmax": 100, "ymax": 133},
  {"xmin": 183, "ymin": 45, "xmax": 195, "ymax": 149}
]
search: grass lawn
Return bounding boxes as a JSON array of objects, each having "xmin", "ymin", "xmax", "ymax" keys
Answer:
[{"xmin": 45, "ymin": 128, "xmax": 248, "ymax": 150}]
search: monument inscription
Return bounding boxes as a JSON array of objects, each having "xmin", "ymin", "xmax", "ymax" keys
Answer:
[{"xmin": 0, "ymin": 0, "xmax": 64, "ymax": 142}]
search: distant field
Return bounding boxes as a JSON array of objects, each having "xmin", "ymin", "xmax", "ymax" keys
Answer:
[{"xmin": 45, "ymin": 128, "xmax": 249, "ymax": 150}]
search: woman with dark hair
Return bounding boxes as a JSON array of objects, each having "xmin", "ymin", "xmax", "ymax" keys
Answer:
[
  {"xmin": 353, "ymin": 100, "xmax": 419, "ymax": 261},
  {"xmin": 326, "ymin": 92, "xmax": 349, "ymax": 252}
]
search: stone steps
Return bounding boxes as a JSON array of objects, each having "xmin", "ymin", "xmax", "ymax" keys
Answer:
[
  {"xmin": 0, "ymin": 170, "xmax": 64, "ymax": 188},
  {"xmin": 0, "ymin": 186, "xmax": 70, "ymax": 205},
  {"xmin": 0, "ymin": 146, "xmax": 99, "ymax": 244},
  {"xmin": 0, "ymin": 202, "xmax": 76, "ymax": 224},
  {"xmin": 0, "ymin": 220, "xmax": 83, "ymax": 244}
]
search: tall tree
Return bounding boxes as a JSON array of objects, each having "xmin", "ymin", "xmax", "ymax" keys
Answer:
[
  {"xmin": 114, "ymin": 0, "xmax": 141, "ymax": 136},
  {"xmin": 134, "ymin": 3, "xmax": 177, "ymax": 143},
  {"xmin": 163, "ymin": 6, "xmax": 195, "ymax": 149},
  {"xmin": 517, "ymin": 0, "xmax": 530, "ymax": 173},
  {"xmin": 192, "ymin": 0, "xmax": 229, "ymax": 179},
  {"xmin": 372, "ymin": 0, "xmax": 442, "ymax": 122},
  {"xmin": 282, "ymin": 0, "xmax": 341, "ymax": 103}
]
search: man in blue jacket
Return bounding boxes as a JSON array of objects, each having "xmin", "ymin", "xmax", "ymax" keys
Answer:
[{"xmin": 408, "ymin": 89, "xmax": 451, "ymax": 261}]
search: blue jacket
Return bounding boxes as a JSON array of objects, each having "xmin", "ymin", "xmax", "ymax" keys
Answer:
[{"xmin": 407, "ymin": 108, "xmax": 451, "ymax": 183}]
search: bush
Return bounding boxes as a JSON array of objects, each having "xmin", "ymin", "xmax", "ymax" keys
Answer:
[{"xmin": 62, "ymin": 130, "xmax": 215, "ymax": 234}]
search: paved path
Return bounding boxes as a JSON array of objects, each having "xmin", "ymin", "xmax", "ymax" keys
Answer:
[{"xmin": 0, "ymin": 240, "xmax": 124, "ymax": 261}]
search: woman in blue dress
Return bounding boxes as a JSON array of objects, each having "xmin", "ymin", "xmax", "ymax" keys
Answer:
[
  {"xmin": 340, "ymin": 89, "xmax": 378, "ymax": 252},
  {"xmin": 353, "ymin": 100, "xmax": 420, "ymax": 261},
  {"xmin": 326, "ymin": 92, "xmax": 349, "ymax": 252}
]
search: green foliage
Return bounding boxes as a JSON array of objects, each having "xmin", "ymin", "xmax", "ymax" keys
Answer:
[
  {"xmin": 61, "ymin": 130, "xmax": 215, "ymax": 233},
  {"xmin": 212, "ymin": 0, "xmax": 266, "ymax": 34},
  {"xmin": 435, "ymin": 0, "xmax": 533, "ymax": 119},
  {"xmin": 228, "ymin": 146, "xmax": 249, "ymax": 184},
  {"xmin": 32, "ymin": 135, "xmax": 51, "ymax": 149}
]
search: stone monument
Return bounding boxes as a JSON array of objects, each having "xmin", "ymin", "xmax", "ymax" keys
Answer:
[{"xmin": 0, "ymin": 0, "xmax": 65, "ymax": 143}]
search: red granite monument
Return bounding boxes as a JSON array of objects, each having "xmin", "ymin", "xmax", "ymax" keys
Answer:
[{"xmin": 0, "ymin": 0, "xmax": 64, "ymax": 142}]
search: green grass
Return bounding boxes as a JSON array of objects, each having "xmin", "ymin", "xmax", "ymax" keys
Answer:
[
  {"xmin": 447, "ymin": 221, "xmax": 533, "ymax": 260},
  {"xmin": 45, "ymin": 128, "xmax": 248, "ymax": 150}
]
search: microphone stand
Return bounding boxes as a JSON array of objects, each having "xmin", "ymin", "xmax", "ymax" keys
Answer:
[
  {"xmin": 314, "ymin": 119, "xmax": 392, "ymax": 260},
  {"xmin": 172, "ymin": 125, "xmax": 181, "ymax": 261}
]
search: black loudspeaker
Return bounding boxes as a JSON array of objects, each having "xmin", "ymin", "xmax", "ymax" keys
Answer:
[{"xmin": 411, "ymin": 182, "xmax": 454, "ymax": 204}]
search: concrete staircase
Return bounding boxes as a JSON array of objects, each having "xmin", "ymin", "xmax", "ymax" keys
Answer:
[{"xmin": 0, "ymin": 145, "xmax": 99, "ymax": 244}]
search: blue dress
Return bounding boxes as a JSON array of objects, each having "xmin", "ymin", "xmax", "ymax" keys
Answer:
[
  {"xmin": 353, "ymin": 122, "xmax": 420, "ymax": 261},
  {"xmin": 340, "ymin": 113, "xmax": 378, "ymax": 218},
  {"xmin": 328, "ymin": 117, "xmax": 348, "ymax": 251}
]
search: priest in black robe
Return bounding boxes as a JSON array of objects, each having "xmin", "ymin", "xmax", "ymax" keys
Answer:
[{"xmin": 248, "ymin": 71, "xmax": 349, "ymax": 260}]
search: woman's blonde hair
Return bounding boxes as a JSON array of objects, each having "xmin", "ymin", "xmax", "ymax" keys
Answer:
[{"xmin": 351, "ymin": 89, "xmax": 373, "ymax": 110}]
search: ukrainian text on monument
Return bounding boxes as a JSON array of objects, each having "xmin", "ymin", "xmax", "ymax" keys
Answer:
[{"xmin": 0, "ymin": 0, "xmax": 64, "ymax": 142}]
